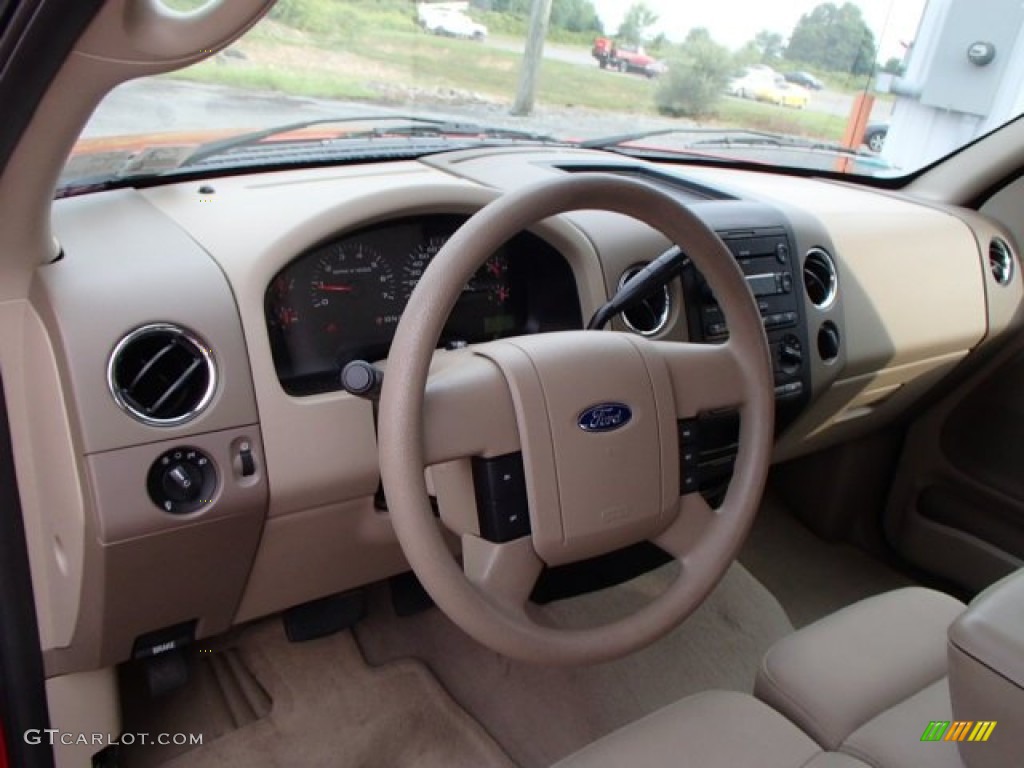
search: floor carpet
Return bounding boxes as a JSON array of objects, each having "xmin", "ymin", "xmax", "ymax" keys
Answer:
[
  {"xmin": 122, "ymin": 620, "xmax": 514, "ymax": 768},
  {"xmin": 355, "ymin": 562, "xmax": 793, "ymax": 768},
  {"xmin": 739, "ymin": 492, "xmax": 915, "ymax": 627}
]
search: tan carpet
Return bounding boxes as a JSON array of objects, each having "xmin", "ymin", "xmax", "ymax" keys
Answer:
[
  {"xmin": 119, "ymin": 640, "xmax": 272, "ymax": 768},
  {"xmin": 356, "ymin": 562, "xmax": 793, "ymax": 768},
  {"xmin": 739, "ymin": 492, "xmax": 915, "ymax": 627},
  {"xmin": 125, "ymin": 620, "xmax": 514, "ymax": 768}
]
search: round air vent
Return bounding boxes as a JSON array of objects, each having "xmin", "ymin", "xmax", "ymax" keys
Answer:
[
  {"xmin": 803, "ymin": 248, "xmax": 838, "ymax": 309},
  {"xmin": 989, "ymin": 237, "xmax": 1015, "ymax": 286},
  {"xmin": 618, "ymin": 265, "xmax": 672, "ymax": 336},
  {"xmin": 108, "ymin": 324, "xmax": 216, "ymax": 426}
]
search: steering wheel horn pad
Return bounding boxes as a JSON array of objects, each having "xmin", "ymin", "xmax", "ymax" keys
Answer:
[{"xmin": 476, "ymin": 332, "xmax": 677, "ymax": 567}]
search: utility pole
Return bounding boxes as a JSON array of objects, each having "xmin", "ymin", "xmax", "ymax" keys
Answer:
[{"xmin": 511, "ymin": 0, "xmax": 554, "ymax": 116}]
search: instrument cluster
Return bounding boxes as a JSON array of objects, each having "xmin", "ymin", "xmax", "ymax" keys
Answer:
[{"xmin": 265, "ymin": 214, "xmax": 582, "ymax": 395}]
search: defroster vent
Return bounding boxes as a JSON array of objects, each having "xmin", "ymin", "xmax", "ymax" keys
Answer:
[{"xmin": 108, "ymin": 324, "xmax": 216, "ymax": 426}]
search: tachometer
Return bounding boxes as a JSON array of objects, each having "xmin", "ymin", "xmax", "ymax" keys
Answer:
[{"xmin": 309, "ymin": 243, "xmax": 397, "ymax": 310}]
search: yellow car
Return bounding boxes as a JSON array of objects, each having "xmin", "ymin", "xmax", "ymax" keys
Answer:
[{"xmin": 753, "ymin": 79, "xmax": 810, "ymax": 108}]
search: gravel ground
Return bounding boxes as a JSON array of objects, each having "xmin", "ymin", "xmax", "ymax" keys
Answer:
[{"xmin": 82, "ymin": 77, "xmax": 690, "ymax": 142}]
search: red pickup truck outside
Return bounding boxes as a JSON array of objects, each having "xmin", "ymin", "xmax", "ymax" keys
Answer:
[{"xmin": 591, "ymin": 37, "xmax": 665, "ymax": 77}]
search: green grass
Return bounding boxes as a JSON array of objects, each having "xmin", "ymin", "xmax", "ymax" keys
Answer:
[
  {"xmin": 168, "ymin": 24, "xmax": 659, "ymax": 116},
  {"xmin": 162, "ymin": 4, "xmax": 851, "ymax": 146},
  {"xmin": 714, "ymin": 97, "xmax": 846, "ymax": 142},
  {"xmin": 347, "ymin": 29, "xmax": 654, "ymax": 111},
  {"xmin": 166, "ymin": 61, "xmax": 378, "ymax": 103}
]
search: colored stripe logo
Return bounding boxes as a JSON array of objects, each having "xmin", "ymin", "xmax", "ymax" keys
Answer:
[{"xmin": 921, "ymin": 721, "xmax": 996, "ymax": 742}]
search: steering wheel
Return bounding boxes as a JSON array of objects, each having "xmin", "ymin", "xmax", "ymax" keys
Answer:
[{"xmin": 378, "ymin": 174, "xmax": 774, "ymax": 664}]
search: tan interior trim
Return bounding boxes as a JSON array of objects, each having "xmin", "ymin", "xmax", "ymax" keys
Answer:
[
  {"xmin": 0, "ymin": 300, "xmax": 86, "ymax": 651},
  {"xmin": 45, "ymin": 667, "xmax": 120, "ymax": 768}
]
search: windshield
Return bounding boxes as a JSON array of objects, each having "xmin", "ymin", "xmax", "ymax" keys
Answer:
[{"xmin": 63, "ymin": 0, "xmax": 1024, "ymax": 192}]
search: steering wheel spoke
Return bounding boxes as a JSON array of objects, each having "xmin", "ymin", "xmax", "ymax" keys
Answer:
[
  {"xmin": 421, "ymin": 351, "xmax": 520, "ymax": 465},
  {"xmin": 462, "ymin": 535, "xmax": 543, "ymax": 615},
  {"xmin": 656, "ymin": 340, "xmax": 747, "ymax": 416},
  {"xmin": 653, "ymin": 492, "xmax": 718, "ymax": 559}
]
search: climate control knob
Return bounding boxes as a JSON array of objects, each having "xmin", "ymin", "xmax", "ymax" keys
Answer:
[{"xmin": 778, "ymin": 335, "xmax": 804, "ymax": 375}]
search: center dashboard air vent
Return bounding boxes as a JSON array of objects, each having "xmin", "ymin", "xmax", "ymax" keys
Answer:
[
  {"xmin": 108, "ymin": 324, "xmax": 217, "ymax": 426},
  {"xmin": 618, "ymin": 265, "xmax": 672, "ymax": 336},
  {"xmin": 989, "ymin": 237, "xmax": 1015, "ymax": 286},
  {"xmin": 803, "ymin": 248, "xmax": 838, "ymax": 308}
]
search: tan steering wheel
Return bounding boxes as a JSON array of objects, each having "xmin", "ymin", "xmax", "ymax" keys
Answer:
[{"xmin": 378, "ymin": 174, "xmax": 774, "ymax": 664}]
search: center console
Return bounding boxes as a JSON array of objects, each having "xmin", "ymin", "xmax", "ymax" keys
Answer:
[
  {"xmin": 948, "ymin": 568, "xmax": 1024, "ymax": 768},
  {"xmin": 680, "ymin": 220, "xmax": 811, "ymax": 503}
]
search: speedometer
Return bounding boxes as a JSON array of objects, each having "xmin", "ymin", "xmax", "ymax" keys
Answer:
[{"xmin": 400, "ymin": 235, "xmax": 448, "ymax": 301}]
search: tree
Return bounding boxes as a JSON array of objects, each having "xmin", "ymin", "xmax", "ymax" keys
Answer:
[
  {"xmin": 618, "ymin": 2, "xmax": 658, "ymax": 46},
  {"xmin": 655, "ymin": 33, "xmax": 733, "ymax": 118},
  {"xmin": 684, "ymin": 27, "xmax": 712, "ymax": 45},
  {"xmin": 477, "ymin": 0, "xmax": 602, "ymax": 34},
  {"xmin": 753, "ymin": 30, "xmax": 785, "ymax": 63},
  {"xmin": 881, "ymin": 56, "xmax": 904, "ymax": 75},
  {"xmin": 550, "ymin": 0, "xmax": 602, "ymax": 34},
  {"xmin": 785, "ymin": 2, "xmax": 877, "ymax": 76}
]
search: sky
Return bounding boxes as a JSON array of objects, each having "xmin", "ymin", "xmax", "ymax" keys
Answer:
[{"xmin": 591, "ymin": 0, "xmax": 928, "ymax": 62}]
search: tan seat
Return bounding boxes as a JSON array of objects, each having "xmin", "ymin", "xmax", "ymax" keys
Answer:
[
  {"xmin": 754, "ymin": 587, "xmax": 967, "ymax": 768},
  {"xmin": 553, "ymin": 690, "xmax": 873, "ymax": 768}
]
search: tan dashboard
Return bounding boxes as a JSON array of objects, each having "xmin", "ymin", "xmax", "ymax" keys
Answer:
[{"xmin": 26, "ymin": 147, "xmax": 1022, "ymax": 676}]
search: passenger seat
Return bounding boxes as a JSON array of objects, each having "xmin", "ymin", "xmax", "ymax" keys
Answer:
[
  {"xmin": 553, "ymin": 689, "xmax": 874, "ymax": 768},
  {"xmin": 755, "ymin": 587, "xmax": 966, "ymax": 768},
  {"xmin": 555, "ymin": 586, "xmax": 967, "ymax": 768}
]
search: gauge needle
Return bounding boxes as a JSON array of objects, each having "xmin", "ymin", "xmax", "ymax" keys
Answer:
[{"xmin": 316, "ymin": 283, "xmax": 354, "ymax": 292}]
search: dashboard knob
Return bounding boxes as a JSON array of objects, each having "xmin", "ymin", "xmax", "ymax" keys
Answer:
[
  {"xmin": 340, "ymin": 360, "xmax": 384, "ymax": 401},
  {"xmin": 778, "ymin": 335, "xmax": 804, "ymax": 374},
  {"xmin": 162, "ymin": 462, "xmax": 203, "ymax": 503},
  {"xmin": 147, "ymin": 447, "xmax": 216, "ymax": 514}
]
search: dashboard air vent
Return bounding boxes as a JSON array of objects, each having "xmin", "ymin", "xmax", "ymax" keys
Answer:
[
  {"xmin": 803, "ymin": 248, "xmax": 838, "ymax": 309},
  {"xmin": 618, "ymin": 265, "xmax": 672, "ymax": 336},
  {"xmin": 108, "ymin": 324, "xmax": 216, "ymax": 426},
  {"xmin": 989, "ymin": 237, "xmax": 1014, "ymax": 286}
]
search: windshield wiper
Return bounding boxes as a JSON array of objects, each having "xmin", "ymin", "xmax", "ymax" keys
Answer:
[
  {"xmin": 181, "ymin": 115, "xmax": 564, "ymax": 169},
  {"xmin": 582, "ymin": 127, "xmax": 871, "ymax": 157}
]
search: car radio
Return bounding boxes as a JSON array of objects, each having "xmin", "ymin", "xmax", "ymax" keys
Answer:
[{"xmin": 679, "ymin": 227, "xmax": 810, "ymax": 504}]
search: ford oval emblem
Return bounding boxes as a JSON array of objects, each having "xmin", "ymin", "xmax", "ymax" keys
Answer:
[{"xmin": 578, "ymin": 403, "xmax": 632, "ymax": 433}]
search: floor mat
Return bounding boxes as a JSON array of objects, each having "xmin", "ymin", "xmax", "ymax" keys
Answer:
[
  {"xmin": 739, "ymin": 492, "xmax": 915, "ymax": 627},
  {"xmin": 119, "ymin": 641, "xmax": 272, "ymax": 768},
  {"xmin": 126, "ymin": 620, "xmax": 514, "ymax": 768},
  {"xmin": 356, "ymin": 562, "xmax": 792, "ymax": 768}
]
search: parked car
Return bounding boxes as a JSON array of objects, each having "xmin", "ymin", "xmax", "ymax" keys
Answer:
[
  {"xmin": 863, "ymin": 122, "xmax": 888, "ymax": 152},
  {"xmin": 784, "ymin": 70, "xmax": 825, "ymax": 90},
  {"xmin": 417, "ymin": 4, "xmax": 487, "ymax": 41},
  {"xmin": 727, "ymin": 68, "xmax": 776, "ymax": 98},
  {"xmin": 753, "ymin": 79, "xmax": 810, "ymax": 108},
  {"xmin": 592, "ymin": 37, "xmax": 666, "ymax": 77}
]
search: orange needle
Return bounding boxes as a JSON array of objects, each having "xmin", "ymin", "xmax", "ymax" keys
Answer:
[{"xmin": 316, "ymin": 283, "xmax": 354, "ymax": 292}]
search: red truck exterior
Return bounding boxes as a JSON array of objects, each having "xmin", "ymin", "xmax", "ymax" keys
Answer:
[{"xmin": 591, "ymin": 37, "xmax": 663, "ymax": 77}]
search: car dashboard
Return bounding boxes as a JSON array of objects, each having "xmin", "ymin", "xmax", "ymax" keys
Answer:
[{"xmin": 23, "ymin": 146, "xmax": 1023, "ymax": 676}]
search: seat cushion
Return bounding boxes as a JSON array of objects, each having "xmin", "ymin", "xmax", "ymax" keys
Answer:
[
  {"xmin": 842, "ymin": 678, "xmax": 963, "ymax": 768},
  {"xmin": 755, "ymin": 587, "xmax": 965, "ymax": 750},
  {"xmin": 553, "ymin": 691, "xmax": 869, "ymax": 768}
]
